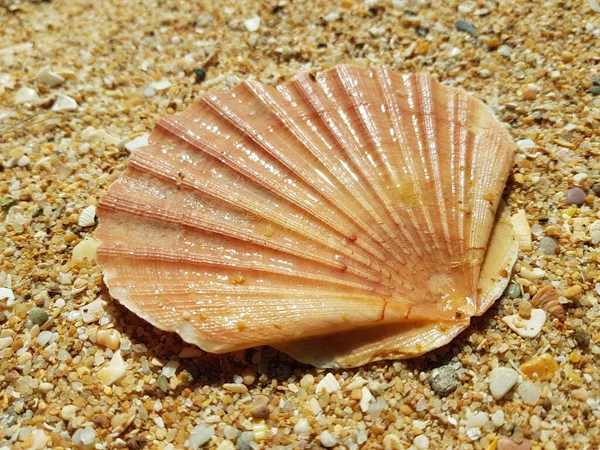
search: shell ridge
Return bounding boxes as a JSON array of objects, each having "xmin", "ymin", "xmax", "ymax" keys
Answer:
[
  {"xmin": 217, "ymin": 80, "xmax": 408, "ymax": 263},
  {"xmin": 112, "ymin": 162, "xmax": 399, "ymax": 280}
]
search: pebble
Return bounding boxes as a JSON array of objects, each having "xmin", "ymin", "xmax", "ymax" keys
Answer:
[
  {"xmin": 591, "ymin": 183, "xmax": 600, "ymax": 197},
  {"xmin": 518, "ymin": 300, "xmax": 532, "ymax": 319},
  {"xmin": 320, "ymin": 430, "xmax": 338, "ymax": 448},
  {"xmin": 293, "ymin": 418, "xmax": 311, "ymax": 435},
  {"xmin": 236, "ymin": 431, "xmax": 254, "ymax": 450},
  {"xmin": 382, "ymin": 434, "xmax": 402, "ymax": 450},
  {"xmin": 223, "ymin": 383, "xmax": 248, "ymax": 393},
  {"xmin": 193, "ymin": 68, "xmax": 207, "ymax": 82},
  {"xmin": 241, "ymin": 367, "xmax": 257, "ymax": 385},
  {"xmin": 61, "ymin": 404, "xmax": 78, "ymax": 420},
  {"xmin": 498, "ymin": 45, "xmax": 513, "ymax": 57},
  {"xmin": 316, "ymin": 372, "xmax": 341, "ymax": 394},
  {"xmin": 188, "ymin": 423, "xmax": 214, "ymax": 449},
  {"xmin": 517, "ymin": 381, "xmax": 541, "ymax": 404},
  {"xmin": 519, "ymin": 354, "xmax": 559, "ymax": 380},
  {"xmin": 162, "ymin": 360, "xmax": 180, "ymax": 378},
  {"xmin": 491, "ymin": 410, "xmax": 505, "ymax": 427},
  {"xmin": 35, "ymin": 66, "xmax": 65, "ymax": 87},
  {"xmin": 429, "ymin": 363, "xmax": 460, "ymax": 396},
  {"xmin": 244, "ymin": 16, "xmax": 261, "ymax": 32},
  {"xmin": 497, "ymin": 436, "xmax": 532, "ymax": 450},
  {"xmin": 78, "ymin": 205, "xmax": 97, "ymax": 227},
  {"xmin": 97, "ymin": 350, "xmax": 127, "ymax": 386},
  {"xmin": 95, "ymin": 328, "xmax": 121, "ymax": 350},
  {"xmin": 489, "ymin": 367, "xmax": 518, "ymax": 400},
  {"xmin": 538, "ymin": 237, "xmax": 558, "ymax": 255},
  {"xmin": 589, "ymin": 86, "xmax": 600, "ymax": 95},
  {"xmin": 505, "ymin": 283, "xmax": 521, "ymax": 298},
  {"xmin": 71, "ymin": 238, "xmax": 98, "ymax": 262},
  {"xmin": 28, "ymin": 307, "xmax": 49, "ymax": 326},
  {"xmin": 360, "ymin": 386, "xmax": 374, "ymax": 412},
  {"xmin": 80, "ymin": 426, "xmax": 96, "ymax": 445},
  {"xmin": 178, "ymin": 347, "xmax": 204, "ymax": 358},
  {"xmin": 455, "ymin": 20, "xmax": 477, "ymax": 35},
  {"xmin": 14, "ymin": 86, "xmax": 40, "ymax": 104},
  {"xmin": 565, "ymin": 187, "xmax": 586, "ymax": 205},
  {"xmin": 150, "ymin": 78, "xmax": 171, "ymax": 91},
  {"xmin": 37, "ymin": 330, "xmax": 53, "ymax": 346},
  {"xmin": 216, "ymin": 440, "xmax": 235, "ymax": 450},
  {"xmin": 574, "ymin": 327, "xmax": 591, "ymax": 347},
  {"xmin": 51, "ymin": 94, "xmax": 78, "ymax": 111},
  {"xmin": 511, "ymin": 210, "xmax": 532, "ymax": 252},
  {"xmin": 502, "ymin": 309, "xmax": 546, "ymax": 338},
  {"xmin": 250, "ymin": 395, "xmax": 270, "ymax": 418},
  {"xmin": 413, "ymin": 434, "xmax": 430, "ymax": 450}
]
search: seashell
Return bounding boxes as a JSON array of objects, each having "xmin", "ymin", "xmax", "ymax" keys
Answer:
[
  {"xmin": 530, "ymin": 286, "xmax": 565, "ymax": 321},
  {"xmin": 502, "ymin": 309, "xmax": 546, "ymax": 338},
  {"xmin": 94, "ymin": 64, "xmax": 517, "ymax": 368},
  {"xmin": 78, "ymin": 205, "xmax": 97, "ymax": 227},
  {"xmin": 510, "ymin": 209, "xmax": 532, "ymax": 252}
]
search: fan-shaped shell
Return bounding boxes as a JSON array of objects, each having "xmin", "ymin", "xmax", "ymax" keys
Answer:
[{"xmin": 95, "ymin": 64, "xmax": 518, "ymax": 368}]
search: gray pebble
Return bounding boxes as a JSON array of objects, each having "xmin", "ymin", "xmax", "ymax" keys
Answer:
[
  {"xmin": 236, "ymin": 431, "xmax": 254, "ymax": 450},
  {"xmin": 538, "ymin": 237, "xmax": 558, "ymax": 256},
  {"xmin": 28, "ymin": 307, "xmax": 49, "ymax": 326},
  {"xmin": 455, "ymin": 20, "xmax": 477, "ymax": 35},
  {"xmin": 565, "ymin": 187, "xmax": 586, "ymax": 205},
  {"xmin": 429, "ymin": 363, "xmax": 460, "ymax": 396},
  {"xmin": 574, "ymin": 327, "xmax": 590, "ymax": 348},
  {"xmin": 505, "ymin": 283, "xmax": 521, "ymax": 298},
  {"xmin": 591, "ymin": 183, "xmax": 600, "ymax": 197},
  {"xmin": 589, "ymin": 86, "xmax": 600, "ymax": 96}
]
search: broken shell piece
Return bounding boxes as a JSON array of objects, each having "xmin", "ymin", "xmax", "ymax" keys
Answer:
[
  {"xmin": 124, "ymin": 133, "xmax": 149, "ymax": 152},
  {"xmin": 520, "ymin": 353, "xmax": 559, "ymax": 380},
  {"xmin": 82, "ymin": 126, "xmax": 119, "ymax": 145},
  {"xmin": 95, "ymin": 65, "xmax": 518, "ymax": 368},
  {"xmin": 97, "ymin": 350, "xmax": 127, "ymax": 385},
  {"xmin": 96, "ymin": 328, "xmax": 121, "ymax": 350},
  {"xmin": 52, "ymin": 94, "xmax": 78, "ymax": 111},
  {"xmin": 14, "ymin": 86, "xmax": 40, "ymax": 104},
  {"xmin": 35, "ymin": 66, "xmax": 65, "ymax": 87},
  {"xmin": 510, "ymin": 209, "xmax": 532, "ymax": 252},
  {"xmin": 502, "ymin": 308, "xmax": 546, "ymax": 338},
  {"xmin": 530, "ymin": 286, "xmax": 565, "ymax": 321},
  {"xmin": 78, "ymin": 205, "xmax": 97, "ymax": 227}
]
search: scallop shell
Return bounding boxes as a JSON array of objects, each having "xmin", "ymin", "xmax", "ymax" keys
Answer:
[
  {"xmin": 530, "ymin": 286, "xmax": 565, "ymax": 321},
  {"xmin": 95, "ymin": 65, "xmax": 518, "ymax": 368}
]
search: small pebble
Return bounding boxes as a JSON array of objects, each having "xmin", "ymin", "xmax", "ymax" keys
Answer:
[
  {"xmin": 316, "ymin": 372, "xmax": 341, "ymax": 394},
  {"xmin": 517, "ymin": 381, "xmax": 541, "ymax": 404},
  {"xmin": 413, "ymin": 434, "xmax": 430, "ymax": 450},
  {"xmin": 188, "ymin": 423, "xmax": 214, "ymax": 449},
  {"xmin": 236, "ymin": 431, "xmax": 254, "ymax": 450},
  {"xmin": 193, "ymin": 68, "xmax": 207, "ymax": 82},
  {"xmin": 244, "ymin": 16, "xmax": 261, "ymax": 32},
  {"xmin": 96, "ymin": 329, "xmax": 121, "ymax": 350},
  {"xmin": 61, "ymin": 404, "xmax": 78, "ymax": 421},
  {"xmin": 519, "ymin": 354, "xmax": 559, "ymax": 380},
  {"xmin": 491, "ymin": 410, "xmax": 505, "ymax": 427},
  {"xmin": 574, "ymin": 327, "xmax": 590, "ymax": 347},
  {"xmin": 35, "ymin": 66, "xmax": 65, "ymax": 87},
  {"xmin": 250, "ymin": 395, "xmax": 271, "ymax": 418},
  {"xmin": 505, "ymin": 283, "xmax": 521, "ymax": 298},
  {"xmin": 241, "ymin": 366, "xmax": 257, "ymax": 385},
  {"xmin": 37, "ymin": 330, "xmax": 53, "ymax": 346},
  {"xmin": 14, "ymin": 86, "xmax": 40, "ymax": 104},
  {"xmin": 565, "ymin": 187, "xmax": 586, "ymax": 205},
  {"xmin": 589, "ymin": 86, "xmax": 600, "ymax": 95},
  {"xmin": 72, "ymin": 238, "xmax": 99, "ymax": 262},
  {"xmin": 28, "ymin": 307, "xmax": 49, "ymax": 326},
  {"xmin": 429, "ymin": 363, "xmax": 460, "ymax": 396},
  {"xmin": 518, "ymin": 300, "xmax": 532, "ymax": 319},
  {"xmin": 538, "ymin": 237, "xmax": 558, "ymax": 256},
  {"xmin": 383, "ymin": 434, "xmax": 402, "ymax": 450},
  {"xmin": 489, "ymin": 367, "xmax": 518, "ymax": 400},
  {"xmin": 591, "ymin": 183, "xmax": 600, "ymax": 197},
  {"xmin": 320, "ymin": 430, "xmax": 338, "ymax": 448},
  {"xmin": 51, "ymin": 94, "xmax": 78, "ymax": 111},
  {"xmin": 293, "ymin": 418, "xmax": 311, "ymax": 435},
  {"xmin": 97, "ymin": 350, "xmax": 127, "ymax": 386},
  {"xmin": 502, "ymin": 309, "xmax": 546, "ymax": 338},
  {"xmin": 455, "ymin": 20, "xmax": 477, "ymax": 35}
]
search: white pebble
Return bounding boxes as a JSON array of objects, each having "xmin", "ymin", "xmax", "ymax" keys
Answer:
[
  {"xmin": 71, "ymin": 238, "xmax": 98, "ymax": 262},
  {"xmin": 17, "ymin": 155, "xmax": 30, "ymax": 167},
  {"xmin": 0, "ymin": 287, "xmax": 15, "ymax": 305},
  {"xmin": 0, "ymin": 336, "xmax": 14, "ymax": 350},
  {"xmin": 188, "ymin": 424, "xmax": 214, "ymax": 449},
  {"xmin": 244, "ymin": 15, "xmax": 261, "ymax": 32},
  {"xmin": 413, "ymin": 434, "xmax": 430, "ymax": 450},
  {"xmin": 35, "ymin": 66, "xmax": 65, "ymax": 87},
  {"xmin": 78, "ymin": 205, "xmax": 97, "ymax": 227},
  {"xmin": 573, "ymin": 173, "xmax": 588, "ymax": 184},
  {"xmin": 466, "ymin": 427, "xmax": 481, "ymax": 441},
  {"xmin": 517, "ymin": 381, "xmax": 541, "ymax": 405},
  {"xmin": 465, "ymin": 411, "xmax": 488, "ymax": 428},
  {"xmin": 14, "ymin": 86, "xmax": 40, "ymax": 104},
  {"xmin": 489, "ymin": 367, "xmax": 518, "ymax": 400},
  {"xmin": 360, "ymin": 386, "xmax": 374, "ymax": 412},
  {"xmin": 125, "ymin": 134, "xmax": 150, "ymax": 152},
  {"xmin": 37, "ymin": 330, "xmax": 53, "ymax": 346},
  {"xmin": 61, "ymin": 404, "xmax": 78, "ymax": 420},
  {"xmin": 151, "ymin": 78, "xmax": 171, "ymax": 91},
  {"xmin": 316, "ymin": 373, "xmax": 341, "ymax": 394},
  {"xmin": 320, "ymin": 430, "xmax": 338, "ymax": 448},
  {"xmin": 491, "ymin": 410, "xmax": 505, "ymax": 427},
  {"xmin": 162, "ymin": 360, "xmax": 180, "ymax": 378},
  {"xmin": 502, "ymin": 309, "xmax": 546, "ymax": 338},
  {"xmin": 80, "ymin": 426, "xmax": 96, "ymax": 445},
  {"xmin": 498, "ymin": 45, "xmax": 512, "ymax": 57},
  {"xmin": 516, "ymin": 138, "xmax": 537, "ymax": 149},
  {"xmin": 81, "ymin": 126, "xmax": 119, "ymax": 144},
  {"xmin": 293, "ymin": 418, "xmax": 311, "ymax": 435},
  {"xmin": 97, "ymin": 350, "xmax": 127, "ymax": 386},
  {"xmin": 51, "ymin": 94, "xmax": 78, "ymax": 111}
]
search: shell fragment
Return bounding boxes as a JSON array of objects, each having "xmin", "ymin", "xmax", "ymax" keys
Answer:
[{"xmin": 502, "ymin": 308, "xmax": 546, "ymax": 338}]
